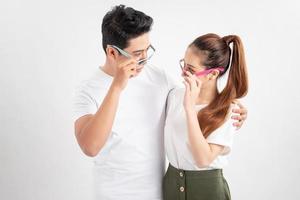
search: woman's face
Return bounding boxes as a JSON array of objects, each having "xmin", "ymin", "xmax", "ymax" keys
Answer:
[
  {"xmin": 180, "ymin": 47, "xmax": 222, "ymax": 84},
  {"xmin": 181, "ymin": 47, "xmax": 208, "ymax": 82}
]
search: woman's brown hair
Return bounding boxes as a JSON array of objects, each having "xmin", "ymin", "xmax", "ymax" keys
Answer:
[{"xmin": 190, "ymin": 33, "xmax": 248, "ymax": 138}]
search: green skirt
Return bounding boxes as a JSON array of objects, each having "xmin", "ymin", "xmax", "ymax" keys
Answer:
[{"xmin": 163, "ymin": 164, "xmax": 231, "ymax": 200}]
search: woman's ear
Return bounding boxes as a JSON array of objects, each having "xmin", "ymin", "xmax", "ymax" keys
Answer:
[{"xmin": 208, "ymin": 70, "xmax": 220, "ymax": 80}]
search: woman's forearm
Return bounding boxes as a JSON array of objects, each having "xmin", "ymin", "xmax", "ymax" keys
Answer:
[{"xmin": 185, "ymin": 108, "xmax": 222, "ymax": 167}]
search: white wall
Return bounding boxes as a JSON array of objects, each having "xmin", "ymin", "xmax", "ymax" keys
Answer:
[{"xmin": 1, "ymin": 0, "xmax": 299, "ymax": 199}]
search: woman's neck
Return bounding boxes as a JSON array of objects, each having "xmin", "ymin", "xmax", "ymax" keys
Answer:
[{"xmin": 196, "ymin": 83, "xmax": 218, "ymax": 105}]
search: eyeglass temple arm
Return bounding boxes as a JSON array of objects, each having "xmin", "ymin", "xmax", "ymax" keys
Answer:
[{"xmin": 110, "ymin": 45, "xmax": 132, "ymax": 58}]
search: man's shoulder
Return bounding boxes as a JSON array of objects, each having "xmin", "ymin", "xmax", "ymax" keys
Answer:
[
  {"xmin": 145, "ymin": 64, "xmax": 180, "ymax": 90},
  {"xmin": 77, "ymin": 68, "xmax": 111, "ymax": 89},
  {"xmin": 168, "ymin": 87, "xmax": 184, "ymax": 101},
  {"xmin": 74, "ymin": 70, "xmax": 112, "ymax": 103},
  {"xmin": 145, "ymin": 64, "xmax": 166, "ymax": 76}
]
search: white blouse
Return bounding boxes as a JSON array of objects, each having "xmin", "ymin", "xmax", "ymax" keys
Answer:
[{"xmin": 164, "ymin": 87, "xmax": 237, "ymax": 170}]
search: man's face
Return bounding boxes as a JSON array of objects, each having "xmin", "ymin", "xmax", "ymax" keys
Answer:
[{"xmin": 121, "ymin": 33, "xmax": 151, "ymax": 73}]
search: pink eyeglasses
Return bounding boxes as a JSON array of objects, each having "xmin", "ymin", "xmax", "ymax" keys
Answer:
[{"xmin": 179, "ymin": 59, "xmax": 224, "ymax": 77}]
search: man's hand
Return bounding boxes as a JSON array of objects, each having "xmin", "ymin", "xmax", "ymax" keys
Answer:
[
  {"xmin": 231, "ymin": 100, "xmax": 248, "ymax": 130},
  {"xmin": 112, "ymin": 59, "xmax": 138, "ymax": 91}
]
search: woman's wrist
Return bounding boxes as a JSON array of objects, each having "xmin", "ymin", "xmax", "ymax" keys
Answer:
[{"xmin": 184, "ymin": 105, "xmax": 197, "ymax": 114}]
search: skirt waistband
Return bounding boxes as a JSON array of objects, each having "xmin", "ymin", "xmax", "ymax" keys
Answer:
[{"xmin": 167, "ymin": 163, "xmax": 223, "ymax": 179}]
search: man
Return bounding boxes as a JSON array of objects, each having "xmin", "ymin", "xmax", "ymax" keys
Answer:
[{"xmin": 73, "ymin": 5, "xmax": 247, "ymax": 200}]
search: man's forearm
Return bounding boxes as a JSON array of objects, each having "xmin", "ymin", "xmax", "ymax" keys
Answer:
[{"xmin": 79, "ymin": 85, "xmax": 122, "ymax": 156}]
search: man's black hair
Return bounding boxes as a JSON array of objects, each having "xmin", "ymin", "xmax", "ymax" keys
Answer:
[{"xmin": 101, "ymin": 5, "xmax": 153, "ymax": 53}]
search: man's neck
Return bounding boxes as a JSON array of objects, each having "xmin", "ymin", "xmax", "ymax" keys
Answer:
[{"xmin": 101, "ymin": 60, "xmax": 116, "ymax": 77}]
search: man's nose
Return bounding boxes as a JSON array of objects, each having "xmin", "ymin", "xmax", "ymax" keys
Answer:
[{"xmin": 141, "ymin": 50, "xmax": 147, "ymax": 60}]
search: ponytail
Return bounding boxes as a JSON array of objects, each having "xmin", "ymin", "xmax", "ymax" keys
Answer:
[
  {"xmin": 197, "ymin": 34, "xmax": 248, "ymax": 138},
  {"xmin": 222, "ymin": 35, "xmax": 248, "ymax": 98}
]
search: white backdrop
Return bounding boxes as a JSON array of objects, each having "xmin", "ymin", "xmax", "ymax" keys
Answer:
[{"xmin": 1, "ymin": 0, "xmax": 300, "ymax": 199}]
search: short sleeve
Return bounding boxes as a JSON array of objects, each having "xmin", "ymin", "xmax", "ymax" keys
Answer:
[
  {"xmin": 73, "ymin": 81, "xmax": 97, "ymax": 122},
  {"xmin": 165, "ymin": 88, "xmax": 175, "ymax": 117},
  {"xmin": 163, "ymin": 70, "xmax": 179, "ymax": 91},
  {"xmin": 206, "ymin": 104, "xmax": 238, "ymax": 155}
]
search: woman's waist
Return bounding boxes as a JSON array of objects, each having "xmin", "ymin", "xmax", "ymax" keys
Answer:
[{"xmin": 166, "ymin": 163, "xmax": 224, "ymax": 179}]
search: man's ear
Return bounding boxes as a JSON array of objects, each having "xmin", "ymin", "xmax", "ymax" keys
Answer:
[{"xmin": 106, "ymin": 46, "xmax": 117, "ymax": 59}]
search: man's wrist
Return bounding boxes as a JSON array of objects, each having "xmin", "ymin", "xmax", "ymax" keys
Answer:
[{"xmin": 109, "ymin": 84, "xmax": 123, "ymax": 96}]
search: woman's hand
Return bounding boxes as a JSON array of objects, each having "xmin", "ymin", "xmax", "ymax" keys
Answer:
[{"xmin": 183, "ymin": 71, "xmax": 202, "ymax": 112}]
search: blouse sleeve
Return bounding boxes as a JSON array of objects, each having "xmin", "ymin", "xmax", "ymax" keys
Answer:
[{"xmin": 206, "ymin": 104, "xmax": 238, "ymax": 155}]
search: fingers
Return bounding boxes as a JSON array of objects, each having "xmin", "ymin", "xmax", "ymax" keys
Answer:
[
  {"xmin": 231, "ymin": 102, "xmax": 247, "ymax": 130},
  {"xmin": 231, "ymin": 114, "xmax": 246, "ymax": 122},
  {"xmin": 232, "ymin": 108, "xmax": 243, "ymax": 114},
  {"xmin": 122, "ymin": 61, "xmax": 138, "ymax": 78},
  {"xmin": 185, "ymin": 71, "xmax": 196, "ymax": 81},
  {"xmin": 240, "ymin": 114, "xmax": 247, "ymax": 121},
  {"xmin": 185, "ymin": 70, "xmax": 192, "ymax": 77},
  {"xmin": 121, "ymin": 59, "xmax": 138, "ymax": 77},
  {"xmin": 232, "ymin": 107, "xmax": 247, "ymax": 120},
  {"xmin": 118, "ymin": 59, "xmax": 138, "ymax": 78},
  {"xmin": 232, "ymin": 109, "xmax": 247, "ymax": 130},
  {"xmin": 235, "ymin": 100, "xmax": 245, "ymax": 109},
  {"xmin": 231, "ymin": 115, "xmax": 242, "ymax": 121},
  {"xmin": 122, "ymin": 63, "xmax": 136, "ymax": 72},
  {"xmin": 232, "ymin": 101, "xmax": 247, "ymax": 114},
  {"xmin": 233, "ymin": 121, "xmax": 243, "ymax": 130},
  {"xmin": 185, "ymin": 71, "xmax": 202, "ymax": 87},
  {"xmin": 118, "ymin": 58, "xmax": 137, "ymax": 68},
  {"xmin": 195, "ymin": 78, "xmax": 202, "ymax": 88},
  {"xmin": 183, "ymin": 79, "xmax": 190, "ymax": 89},
  {"xmin": 184, "ymin": 71, "xmax": 198, "ymax": 88},
  {"xmin": 184, "ymin": 76, "xmax": 193, "ymax": 89}
]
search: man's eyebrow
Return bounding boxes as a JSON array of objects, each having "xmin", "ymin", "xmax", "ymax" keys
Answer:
[{"xmin": 132, "ymin": 45, "xmax": 151, "ymax": 53}]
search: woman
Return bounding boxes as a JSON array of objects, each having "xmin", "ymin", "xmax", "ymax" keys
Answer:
[{"xmin": 163, "ymin": 33, "xmax": 248, "ymax": 200}]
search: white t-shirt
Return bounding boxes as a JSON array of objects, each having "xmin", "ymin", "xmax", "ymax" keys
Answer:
[
  {"xmin": 73, "ymin": 65, "xmax": 173, "ymax": 200},
  {"xmin": 164, "ymin": 87, "xmax": 237, "ymax": 171}
]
